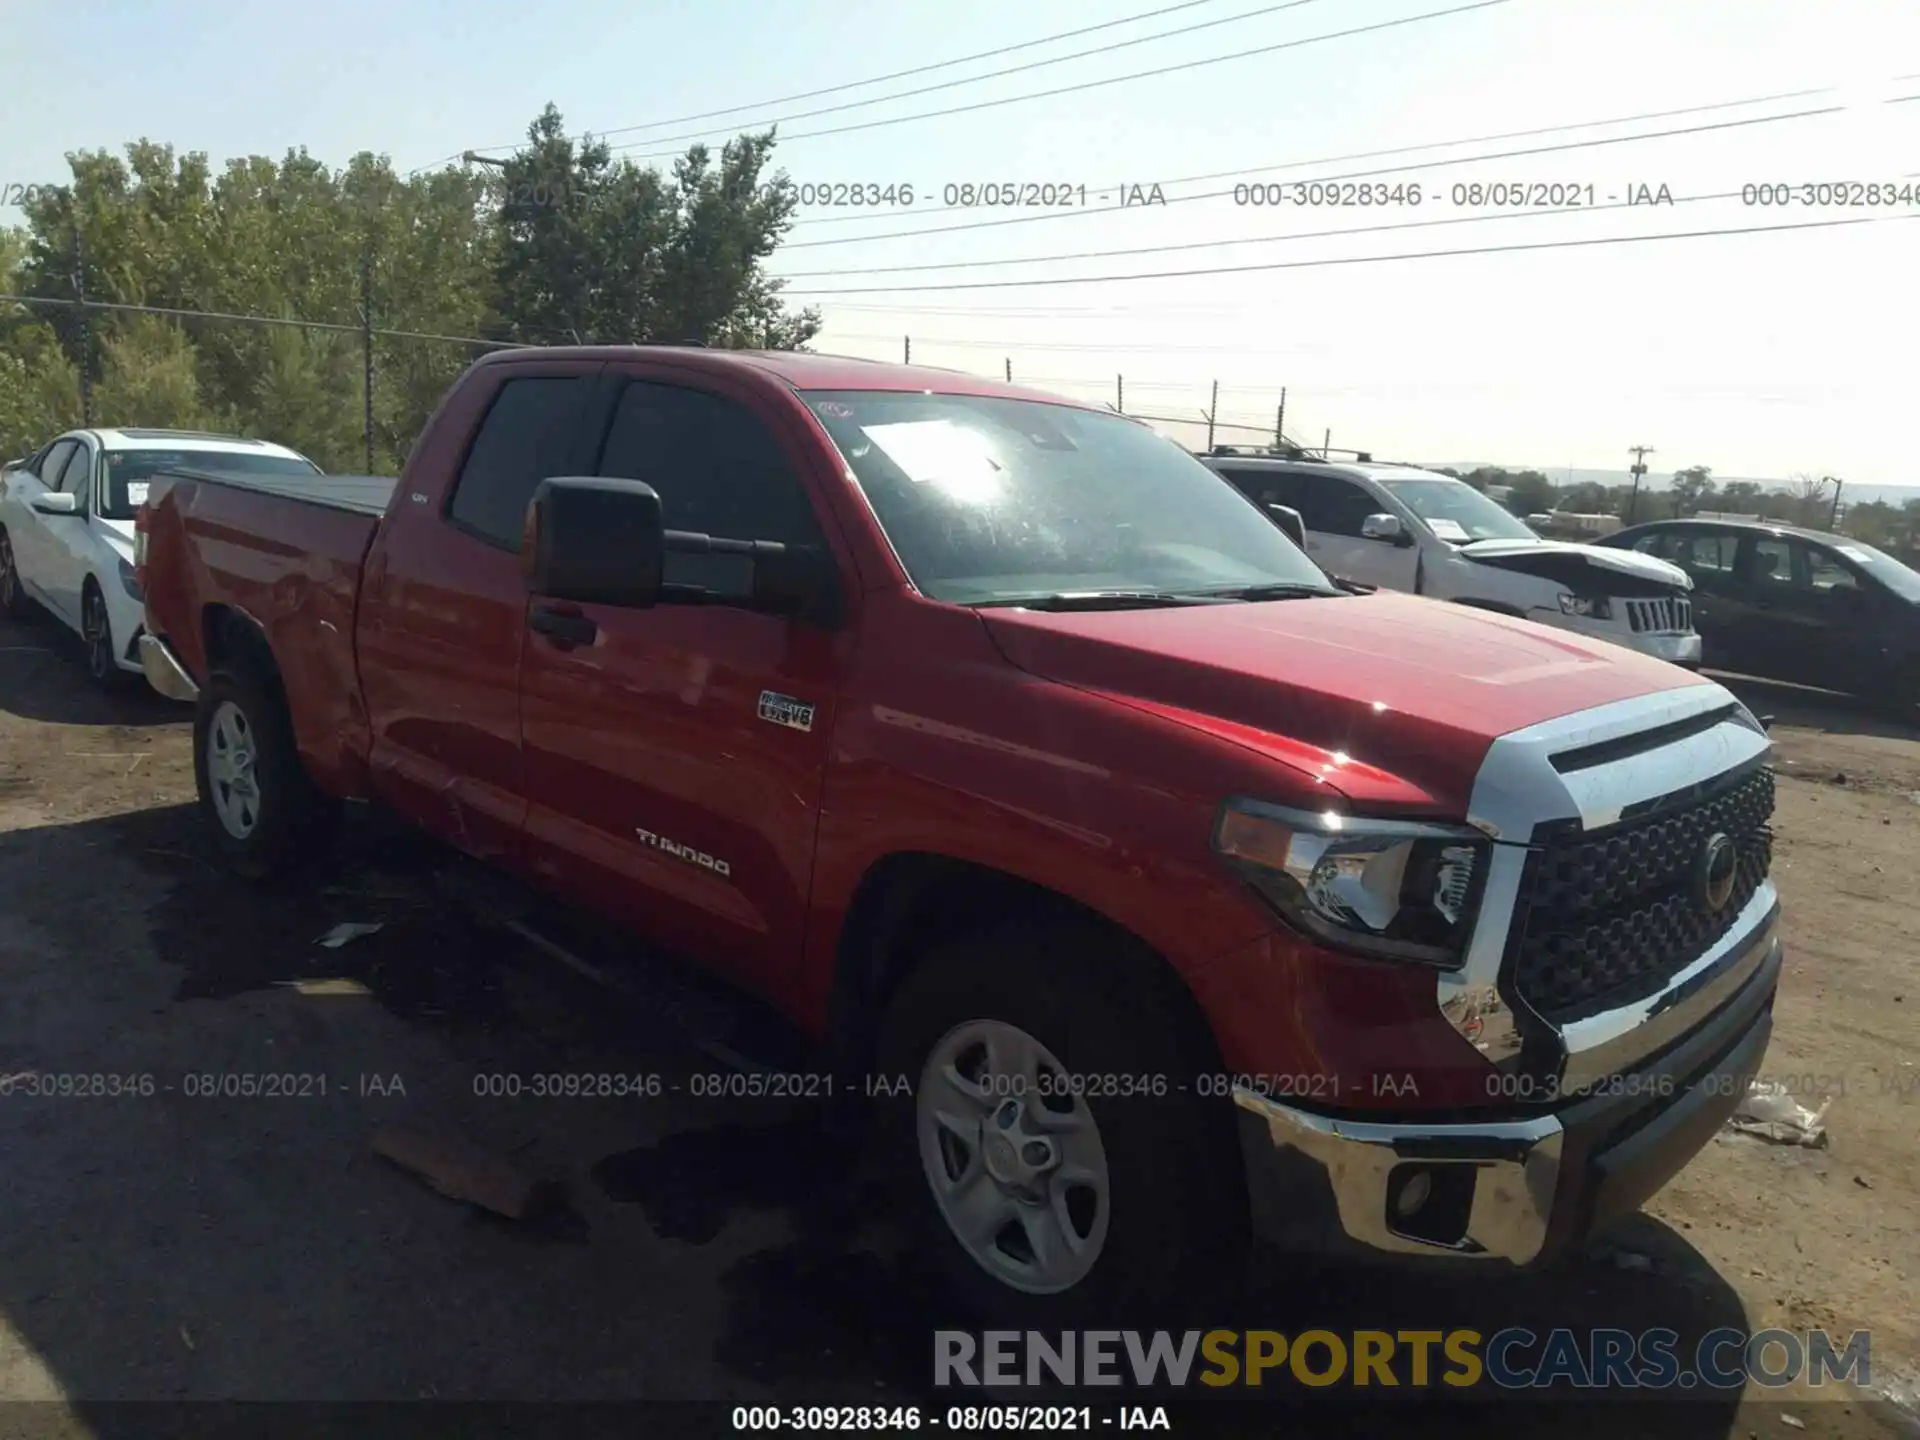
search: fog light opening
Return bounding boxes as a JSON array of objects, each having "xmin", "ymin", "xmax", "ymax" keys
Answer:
[{"xmin": 1386, "ymin": 1162, "xmax": 1478, "ymax": 1247}]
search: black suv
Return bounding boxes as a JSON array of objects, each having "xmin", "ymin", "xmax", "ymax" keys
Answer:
[{"xmin": 1598, "ymin": 518, "xmax": 1920, "ymax": 712}]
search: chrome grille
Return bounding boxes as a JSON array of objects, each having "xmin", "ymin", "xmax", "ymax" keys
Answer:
[
  {"xmin": 1507, "ymin": 765, "xmax": 1775, "ymax": 1023},
  {"xmin": 1625, "ymin": 596, "xmax": 1693, "ymax": 633}
]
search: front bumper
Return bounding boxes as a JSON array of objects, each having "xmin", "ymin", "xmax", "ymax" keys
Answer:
[
  {"xmin": 1632, "ymin": 630, "xmax": 1703, "ymax": 667},
  {"xmin": 1536, "ymin": 609, "xmax": 1702, "ymax": 667},
  {"xmin": 138, "ymin": 633, "xmax": 200, "ymax": 702},
  {"xmin": 1236, "ymin": 923, "xmax": 1781, "ymax": 1265}
]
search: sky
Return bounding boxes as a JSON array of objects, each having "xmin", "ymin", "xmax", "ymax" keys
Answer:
[{"xmin": 2, "ymin": 0, "xmax": 1918, "ymax": 485}]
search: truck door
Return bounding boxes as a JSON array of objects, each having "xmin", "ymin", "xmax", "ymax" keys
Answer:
[
  {"xmin": 357, "ymin": 362, "xmax": 601, "ymax": 868},
  {"xmin": 517, "ymin": 371, "xmax": 847, "ymax": 1008}
]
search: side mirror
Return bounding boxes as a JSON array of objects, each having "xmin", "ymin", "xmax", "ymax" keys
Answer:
[
  {"xmin": 30, "ymin": 491, "xmax": 78, "ymax": 517},
  {"xmin": 522, "ymin": 476, "xmax": 663, "ymax": 607},
  {"xmin": 521, "ymin": 474, "xmax": 842, "ymax": 624},
  {"xmin": 1266, "ymin": 503, "xmax": 1307, "ymax": 549},
  {"xmin": 1361, "ymin": 512, "xmax": 1410, "ymax": 546}
]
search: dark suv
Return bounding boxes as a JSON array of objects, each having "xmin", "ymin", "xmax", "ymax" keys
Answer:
[{"xmin": 1599, "ymin": 518, "xmax": 1920, "ymax": 712}]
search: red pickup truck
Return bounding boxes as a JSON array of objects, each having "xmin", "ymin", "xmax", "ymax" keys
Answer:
[{"xmin": 135, "ymin": 347, "xmax": 1782, "ymax": 1322}]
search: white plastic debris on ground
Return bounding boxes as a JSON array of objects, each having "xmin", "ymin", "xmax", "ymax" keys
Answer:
[{"xmin": 1727, "ymin": 1079, "xmax": 1831, "ymax": 1147}]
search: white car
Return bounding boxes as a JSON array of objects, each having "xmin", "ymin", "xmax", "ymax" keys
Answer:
[
  {"xmin": 0, "ymin": 428, "xmax": 320, "ymax": 685},
  {"xmin": 1202, "ymin": 451, "xmax": 1703, "ymax": 666}
]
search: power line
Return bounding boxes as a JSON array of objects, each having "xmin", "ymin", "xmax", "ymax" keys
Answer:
[
  {"xmin": 780, "ymin": 186, "xmax": 1753, "ymax": 279},
  {"xmin": 778, "ymin": 212, "xmax": 1911, "ymax": 295},
  {"xmin": 786, "ymin": 81, "xmax": 1844, "ymax": 230},
  {"xmin": 609, "ymin": 0, "xmax": 1512, "ymax": 160},
  {"xmin": 436, "ymin": 0, "xmax": 1234, "ymax": 165},
  {"xmin": 588, "ymin": 0, "xmax": 1334, "ymax": 159},
  {"xmin": 0, "ymin": 293, "xmax": 517, "ymax": 349}
]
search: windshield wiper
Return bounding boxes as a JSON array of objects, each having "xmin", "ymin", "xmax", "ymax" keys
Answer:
[
  {"xmin": 973, "ymin": 590, "xmax": 1232, "ymax": 611},
  {"xmin": 1192, "ymin": 581, "xmax": 1341, "ymax": 602}
]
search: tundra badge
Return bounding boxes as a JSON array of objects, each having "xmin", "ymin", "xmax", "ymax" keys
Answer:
[{"xmin": 758, "ymin": 691, "xmax": 816, "ymax": 733}]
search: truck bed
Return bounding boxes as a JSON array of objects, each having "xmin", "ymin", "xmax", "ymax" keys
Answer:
[{"xmin": 156, "ymin": 468, "xmax": 397, "ymax": 516}]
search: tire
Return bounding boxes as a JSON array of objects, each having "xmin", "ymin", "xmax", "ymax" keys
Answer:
[
  {"xmin": 81, "ymin": 581, "xmax": 130, "ymax": 689},
  {"xmin": 0, "ymin": 530, "xmax": 34, "ymax": 619},
  {"xmin": 192, "ymin": 667, "xmax": 337, "ymax": 879},
  {"xmin": 874, "ymin": 925, "xmax": 1245, "ymax": 1328}
]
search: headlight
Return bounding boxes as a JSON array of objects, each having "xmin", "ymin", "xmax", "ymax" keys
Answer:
[
  {"xmin": 1557, "ymin": 592, "xmax": 1611, "ymax": 618},
  {"xmin": 117, "ymin": 556, "xmax": 142, "ymax": 601},
  {"xmin": 1213, "ymin": 798, "xmax": 1490, "ymax": 968}
]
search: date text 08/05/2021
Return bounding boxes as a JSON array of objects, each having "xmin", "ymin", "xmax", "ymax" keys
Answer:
[{"xmin": 731, "ymin": 1405, "xmax": 1173, "ymax": 1432}]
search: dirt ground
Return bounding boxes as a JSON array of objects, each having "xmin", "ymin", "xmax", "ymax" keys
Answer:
[{"xmin": 1, "ymin": 606, "xmax": 1916, "ymax": 1438}]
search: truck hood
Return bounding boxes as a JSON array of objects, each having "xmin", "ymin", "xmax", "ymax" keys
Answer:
[
  {"xmin": 980, "ymin": 590, "xmax": 1713, "ymax": 814},
  {"xmin": 1456, "ymin": 537, "xmax": 1692, "ymax": 591}
]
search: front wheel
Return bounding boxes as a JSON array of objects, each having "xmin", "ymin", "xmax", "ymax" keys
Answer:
[
  {"xmin": 0, "ymin": 530, "xmax": 35, "ymax": 618},
  {"xmin": 81, "ymin": 584, "xmax": 129, "ymax": 688},
  {"xmin": 192, "ymin": 669, "xmax": 336, "ymax": 878},
  {"xmin": 875, "ymin": 927, "xmax": 1245, "ymax": 1327}
]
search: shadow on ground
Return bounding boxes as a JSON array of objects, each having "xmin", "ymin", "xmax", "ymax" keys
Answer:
[
  {"xmin": 0, "ymin": 803, "xmax": 1883, "ymax": 1438},
  {"xmin": 1711, "ymin": 670, "xmax": 1920, "ymax": 744},
  {"xmin": 0, "ymin": 613, "xmax": 187, "ymax": 728}
]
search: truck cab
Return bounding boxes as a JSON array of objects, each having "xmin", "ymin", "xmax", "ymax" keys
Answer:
[{"xmin": 1202, "ymin": 450, "xmax": 1703, "ymax": 667}]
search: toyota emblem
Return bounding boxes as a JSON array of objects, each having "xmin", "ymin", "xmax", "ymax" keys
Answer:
[{"xmin": 1695, "ymin": 832, "xmax": 1738, "ymax": 914}]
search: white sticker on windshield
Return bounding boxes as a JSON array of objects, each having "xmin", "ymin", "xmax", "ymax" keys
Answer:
[
  {"xmin": 125, "ymin": 481, "xmax": 149, "ymax": 506},
  {"xmin": 1426, "ymin": 517, "xmax": 1471, "ymax": 542},
  {"xmin": 862, "ymin": 420, "xmax": 1004, "ymax": 503}
]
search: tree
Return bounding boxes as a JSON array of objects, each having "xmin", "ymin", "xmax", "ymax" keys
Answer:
[
  {"xmin": 1670, "ymin": 465, "xmax": 1715, "ymax": 516},
  {"xmin": 489, "ymin": 105, "xmax": 818, "ymax": 349},
  {"xmin": 91, "ymin": 316, "xmax": 222, "ymax": 430},
  {"xmin": 1786, "ymin": 474, "xmax": 1835, "ymax": 529}
]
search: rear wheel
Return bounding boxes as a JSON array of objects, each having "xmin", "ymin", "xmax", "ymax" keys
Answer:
[
  {"xmin": 874, "ymin": 926, "xmax": 1245, "ymax": 1326},
  {"xmin": 0, "ymin": 530, "xmax": 34, "ymax": 618},
  {"xmin": 193, "ymin": 668, "xmax": 336, "ymax": 878}
]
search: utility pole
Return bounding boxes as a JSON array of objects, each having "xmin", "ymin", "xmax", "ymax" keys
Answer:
[
  {"xmin": 71, "ymin": 213, "xmax": 93, "ymax": 425},
  {"xmin": 1825, "ymin": 476, "xmax": 1844, "ymax": 531},
  {"xmin": 1626, "ymin": 445, "xmax": 1655, "ymax": 523},
  {"xmin": 360, "ymin": 245, "xmax": 375, "ymax": 473},
  {"xmin": 1204, "ymin": 379, "xmax": 1219, "ymax": 451},
  {"xmin": 903, "ymin": 335, "xmax": 910, "ymax": 364},
  {"xmin": 1274, "ymin": 387, "xmax": 1286, "ymax": 449},
  {"xmin": 1004, "ymin": 357, "xmax": 1011, "ymax": 382},
  {"xmin": 1323, "ymin": 427, "xmax": 1331, "ymax": 458},
  {"xmin": 1116, "ymin": 375, "xmax": 1124, "ymax": 413}
]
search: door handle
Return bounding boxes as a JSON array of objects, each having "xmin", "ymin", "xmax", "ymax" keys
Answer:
[{"xmin": 529, "ymin": 603, "xmax": 598, "ymax": 647}]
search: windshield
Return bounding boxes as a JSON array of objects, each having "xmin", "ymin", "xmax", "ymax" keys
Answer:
[
  {"xmin": 800, "ymin": 391, "xmax": 1335, "ymax": 604},
  {"xmin": 1378, "ymin": 477, "xmax": 1539, "ymax": 544},
  {"xmin": 1832, "ymin": 538, "xmax": 1920, "ymax": 603},
  {"xmin": 99, "ymin": 448, "xmax": 320, "ymax": 520}
]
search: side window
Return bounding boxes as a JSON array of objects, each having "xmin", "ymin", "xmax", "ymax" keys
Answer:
[
  {"xmin": 1629, "ymin": 531, "xmax": 1673, "ymax": 557},
  {"xmin": 35, "ymin": 440, "xmax": 77, "ymax": 486},
  {"xmin": 595, "ymin": 380, "xmax": 827, "ymax": 592},
  {"xmin": 1805, "ymin": 546, "xmax": 1859, "ymax": 592},
  {"xmin": 1300, "ymin": 474, "xmax": 1384, "ymax": 538},
  {"xmin": 54, "ymin": 445, "xmax": 93, "ymax": 505},
  {"xmin": 1217, "ymin": 467, "xmax": 1303, "ymax": 512},
  {"xmin": 1674, "ymin": 531, "xmax": 1738, "ymax": 574},
  {"xmin": 445, "ymin": 375, "xmax": 590, "ymax": 549},
  {"xmin": 1748, "ymin": 536, "xmax": 1800, "ymax": 589}
]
